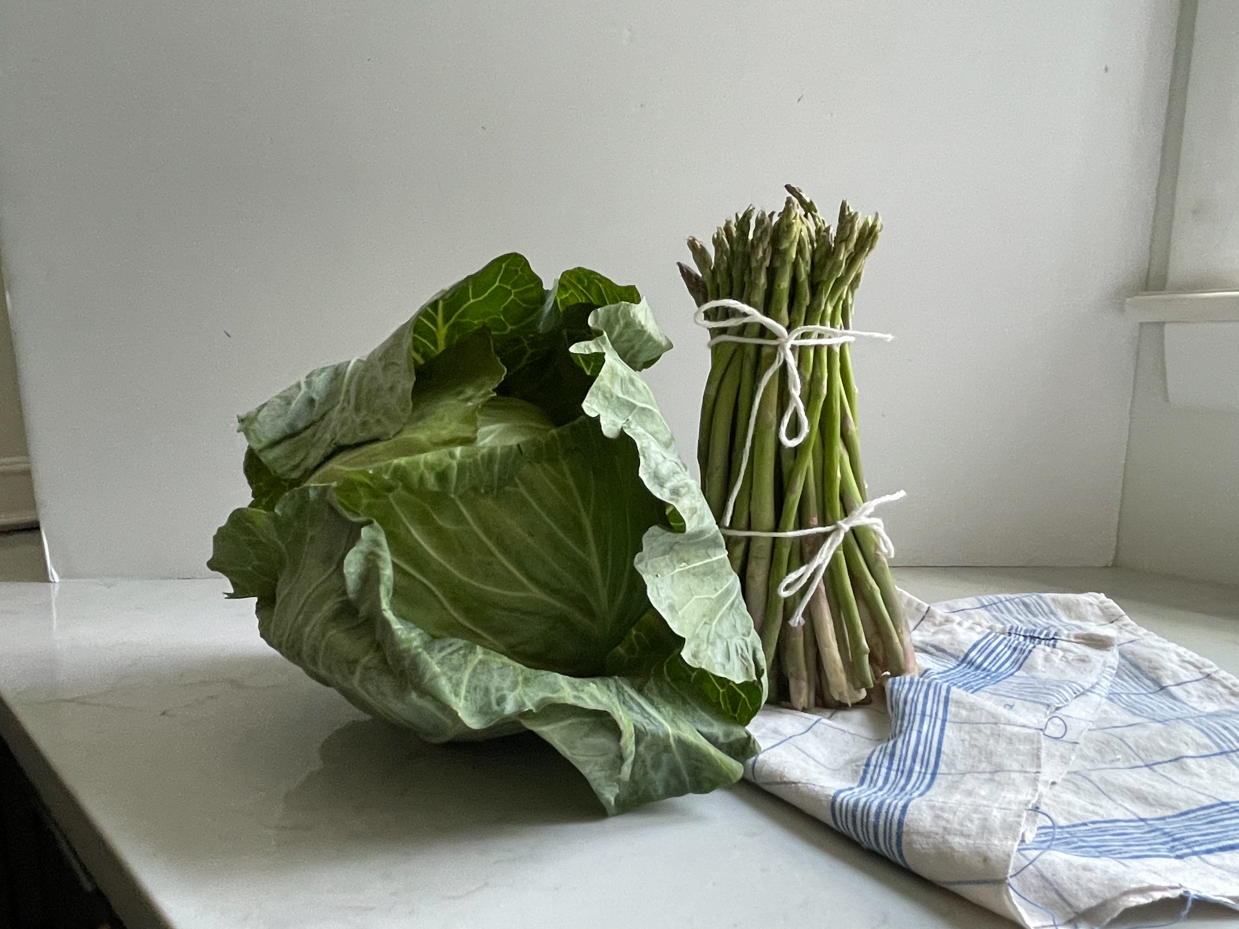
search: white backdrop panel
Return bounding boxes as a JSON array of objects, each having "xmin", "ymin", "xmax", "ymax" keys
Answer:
[{"xmin": 0, "ymin": 1, "xmax": 1174, "ymax": 577}]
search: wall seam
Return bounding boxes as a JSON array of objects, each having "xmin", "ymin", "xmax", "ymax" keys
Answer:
[{"xmin": 1113, "ymin": 0, "xmax": 1197, "ymax": 568}]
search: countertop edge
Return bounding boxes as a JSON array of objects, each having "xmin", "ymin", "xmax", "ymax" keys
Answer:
[{"xmin": 0, "ymin": 691, "xmax": 171, "ymax": 929}]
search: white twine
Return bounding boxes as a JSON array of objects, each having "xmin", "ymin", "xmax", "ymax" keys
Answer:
[
  {"xmin": 694, "ymin": 297, "xmax": 903, "ymax": 629},
  {"xmin": 722, "ymin": 491, "xmax": 905, "ymax": 628}
]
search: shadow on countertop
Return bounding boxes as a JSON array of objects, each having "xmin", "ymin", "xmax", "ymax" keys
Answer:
[{"xmin": 277, "ymin": 719, "xmax": 604, "ymax": 841}]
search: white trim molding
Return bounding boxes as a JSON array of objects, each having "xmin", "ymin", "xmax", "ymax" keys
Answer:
[
  {"xmin": 1124, "ymin": 291, "xmax": 1239, "ymax": 323},
  {"xmin": 0, "ymin": 509, "xmax": 39, "ymax": 531},
  {"xmin": 0, "ymin": 455, "xmax": 31, "ymax": 475},
  {"xmin": 0, "ymin": 456, "xmax": 38, "ymax": 530}
]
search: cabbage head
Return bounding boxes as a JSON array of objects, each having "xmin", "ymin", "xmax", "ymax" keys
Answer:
[{"xmin": 209, "ymin": 254, "xmax": 766, "ymax": 814}]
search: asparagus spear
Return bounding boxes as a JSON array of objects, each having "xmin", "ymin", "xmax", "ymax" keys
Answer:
[
  {"xmin": 687, "ymin": 236, "xmax": 715, "ymax": 302},
  {"xmin": 823, "ymin": 259, "xmax": 873, "ymax": 690},
  {"xmin": 677, "ymin": 263, "xmax": 708, "ymax": 307},
  {"xmin": 839, "ymin": 430, "xmax": 917, "ymax": 674},
  {"xmin": 724, "ymin": 212, "xmax": 772, "ymax": 536},
  {"xmin": 800, "ymin": 453, "xmax": 864, "ymax": 705},
  {"xmin": 704, "ymin": 347, "xmax": 741, "ymax": 517},
  {"xmin": 800, "ymin": 568, "xmax": 821, "ymax": 706},
  {"xmin": 780, "ymin": 541, "xmax": 811, "ymax": 710},
  {"xmin": 694, "ymin": 212, "xmax": 752, "ymax": 488},
  {"xmin": 731, "ymin": 209, "xmax": 753, "ymax": 300},
  {"xmin": 712, "ymin": 226, "xmax": 732, "ymax": 305},
  {"xmin": 746, "ymin": 203, "xmax": 800, "ymax": 634},
  {"xmin": 842, "ymin": 530, "xmax": 903, "ymax": 676},
  {"xmin": 780, "ymin": 228, "xmax": 814, "ymax": 482},
  {"xmin": 694, "ymin": 231, "xmax": 731, "ymax": 477},
  {"xmin": 839, "ymin": 224, "xmax": 876, "ymax": 479},
  {"xmin": 784, "ymin": 184, "xmax": 817, "ymax": 216}
]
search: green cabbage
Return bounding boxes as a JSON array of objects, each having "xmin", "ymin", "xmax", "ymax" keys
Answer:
[{"xmin": 209, "ymin": 254, "xmax": 766, "ymax": 814}]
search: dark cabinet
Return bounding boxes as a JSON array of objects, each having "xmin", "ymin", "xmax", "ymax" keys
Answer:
[{"xmin": 0, "ymin": 739, "xmax": 124, "ymax": 929}]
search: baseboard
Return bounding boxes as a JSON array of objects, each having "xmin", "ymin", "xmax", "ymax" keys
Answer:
[
  {"xmin": 0, "ymin": 456, "xmax": 38, "ymax": 530},
  {"xmin": 0, "ymin": 455, "xmax": 30, "ymax": 475}
]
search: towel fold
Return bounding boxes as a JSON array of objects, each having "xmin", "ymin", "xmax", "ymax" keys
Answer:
[{"xmin": 746, "ymin": 590, "xmax": 1239, "ymax": 928}]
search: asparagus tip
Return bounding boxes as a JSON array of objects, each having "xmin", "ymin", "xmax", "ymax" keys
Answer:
[
  {"xmin": 785, "ymin": 184, "xmax": 818, "ymax": 216},
  {"xmin": 677, "ymin": 262, "xmax": 708, "ymax": 307}
]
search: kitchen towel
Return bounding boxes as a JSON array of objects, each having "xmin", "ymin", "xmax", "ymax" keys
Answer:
[{"xmin": 746, "ymin": 590, "xmax": 1239, "ymax": 928}]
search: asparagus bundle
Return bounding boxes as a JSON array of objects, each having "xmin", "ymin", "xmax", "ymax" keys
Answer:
[{"xmin": 679, "ymin": 186, "xmax": 916, "ymax": 709}]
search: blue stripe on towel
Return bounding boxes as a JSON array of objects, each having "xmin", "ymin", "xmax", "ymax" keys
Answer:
[
  {"xmin": 826, "ymin": 611, "xmax": 1064, "ymax": 866},
  {"xmin": 1108, "ymin": 656, "xmax": 1239, "ymax": 762},
  {"xmin": 1108, "ymin": 656, "xmax": 1196, "ymax": 721},
  {"xmin": 983, "ymin": 675, "xmax": 1088, "ymax": 708},
  {"xmin": 929, "ymin": 626, "xmax": 1056, "ymax": 694},
  {"xmin": 1019, "ymin": 801, "xmax": 1239, "ymax": 859},
  {"xmin": 829, "ymin": 677, "xmax": 952, "ymax": 867}
]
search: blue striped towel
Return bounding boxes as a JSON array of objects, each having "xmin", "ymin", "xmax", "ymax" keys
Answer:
[{"xmin": 746, "ymin": 591, "xmax": 1239, "ymax": 928}]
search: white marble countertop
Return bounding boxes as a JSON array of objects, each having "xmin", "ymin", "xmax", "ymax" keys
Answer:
[{"xmin": 1, "ymin": 568, "xmax": 1237, "ymax": 929}]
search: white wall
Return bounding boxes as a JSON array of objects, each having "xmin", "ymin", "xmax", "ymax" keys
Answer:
[
  {"xmin": 0, "ymin": 1, "xmax": 1176, "ymax": 579},
  {"xmin": 1115, "ymin": 0, "xmax": 1239, "ymax": 586},
  {"xmin": 1116, "ymin": 326, "xmax": 1239, "ymax": 585},
  {"xmin": 1165, "ymin": 0, "xmax": 1239, "ymax": 292}
]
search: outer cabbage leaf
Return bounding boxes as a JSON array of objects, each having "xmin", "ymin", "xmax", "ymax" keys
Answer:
[
  {"xmin": 306, "ymin": 331, "xmax": 505, "ymax": 485},
  {"xmin": 243, "ymin": 447, "xmax": 298, "ymax": 511},
  {"xmin": 475, "ymin": 397, "xmax": 554, "ymax": 446},
  {"xmin": 572, "ymin": 306, "xmax": 766, "ymax": 718},
  {"xmin": 604, "ymin": 608, "xmax": 764, "ymax": 725},
  {"xmin": 499, "ymin": 267, "xmax": 646, "ymax": 415},
  {"xmin": 408, "ymin": 252, "xmax": 546, "ymax": 370},
  {"xmin": 238, "ymin": 318, "xmax": 418, "ymax": 481},
  {"xmin": 238, "ymin": 254, "xmax": 545, "ymax": 481},
  {"xmin": 587, "ymin": 300, "xmax": 672, "ymax": 372},
  {"xmin": 209, "ymin": 506, "xmax": 281, "ymax": 604},
  {"xmin": 552, "ymin": 267, "xmax": 641, "ymax": 313}
]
